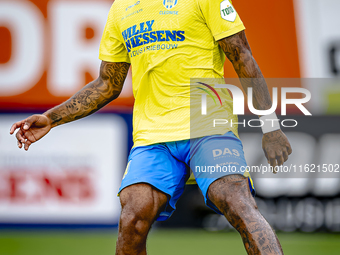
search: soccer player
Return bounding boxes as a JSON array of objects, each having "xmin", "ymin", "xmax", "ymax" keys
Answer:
[{"xmin": 10, "ymin": 0, "xmax": 292, "ymax": 254}]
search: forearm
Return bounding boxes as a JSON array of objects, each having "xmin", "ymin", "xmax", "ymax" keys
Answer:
[
  {"xmin": 44, "ymin": 61, "xmax": 130, "ymax": 128},
  {"xmin": 44, "ymin": 79, "xmax": 111, "ymax": 127},
  {"xmin": 219, "ymin": 31, "xmax": 272, "ymax": 111},
  {"xmin": 233, "ymin": 55, "xmax": 272, "ymax": 112},
  {"xmin": 219, "ymin": 32, "xmax": 292, "ymax": 168}
]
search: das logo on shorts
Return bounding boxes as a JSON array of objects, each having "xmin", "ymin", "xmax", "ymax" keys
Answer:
[
  {"xmin": 220, "ymin": 0, "xmax": 237, "ymax": 22},
  {"xmin": 163, "ymin": 0, "xmax": 178, "ymax": 10}
]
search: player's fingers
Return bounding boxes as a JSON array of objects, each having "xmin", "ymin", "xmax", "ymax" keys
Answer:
[
  {"xmin": 10, "ymin": 120, "xmax": 25, "ymax": 134},
  {"xmin": 24, "ymin": 130, "xmax": 38, "ymax": 143},
  {"xmin": 24, "ymin": 140, "xmax": 32, "ymax": 151},
  {"xmin": 283, "ymin": 149, "xmax": 289, "ymax": 162},
  {"xmin": 287, "ymin": 143, "xmax": 292, "ymax": 155},
  {"xmin": 276, "ymin": 152, "xmax": 284, "ymax": 166},
  {"xmin": 23, "ymin": 115, "xmax": 39, "ymax": 130},
  {"xmin": 266, "ymin": 151, "xmax": 273, "ymax": 163},
  {"xmin": 267, "ymin": 150, "xmax": 277, "ymax": 171},
  {"xmin": 269, "ymin": 158, "xmax": 277, "ymax": 173},
  {"xmin": 16, "ymin": 129, "xmax": 26, "ymax": 143},
  {"xmin": 17, "ymin": 139, "xmax": 23, "ymax": 149}
]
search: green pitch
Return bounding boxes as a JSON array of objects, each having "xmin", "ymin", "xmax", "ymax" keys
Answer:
[{"xmin": 0, "ymin": 229, "xmax": 339, "ymax": 255}]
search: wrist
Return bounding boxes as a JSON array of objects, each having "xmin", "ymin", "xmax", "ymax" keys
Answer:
[
  {"xmin": 259, "ymin": 112, "xmax": 281, "ymax": 134},
  {"xmin": 43, "ymin": 111, "xmax": 57, "ymax": 128}
]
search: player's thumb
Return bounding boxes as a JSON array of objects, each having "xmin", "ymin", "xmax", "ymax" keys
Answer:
[{"xmin": 23, "ymin": 115, "xmax": 39, "ymax": 130}]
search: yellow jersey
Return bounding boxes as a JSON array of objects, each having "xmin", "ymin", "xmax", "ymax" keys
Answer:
[{"xmin": 99, "ymin": 0, "xmax": 245, "ymax": 147}]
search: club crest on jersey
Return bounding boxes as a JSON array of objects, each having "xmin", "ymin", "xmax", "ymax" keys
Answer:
[
  {"xmin": 163, "ymin": 0, "xmax": 178, "ymax": 10},
  {"xmin": 220, "ymin": 0, "xmax": 237, "ymax": 22}
]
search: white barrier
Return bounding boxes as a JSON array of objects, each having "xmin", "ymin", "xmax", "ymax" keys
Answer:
[{"xmin": 0, "ymin": 114, "xmax": 127, "ymax": 224}]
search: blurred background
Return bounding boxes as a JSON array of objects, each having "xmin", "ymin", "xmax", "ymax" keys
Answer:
[{"xmin": 0, "ymin": 0, "xmax": 340, "ymax": 254}]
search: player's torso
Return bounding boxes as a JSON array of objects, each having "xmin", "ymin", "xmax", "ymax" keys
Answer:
[
  {"xmin": 110, "ymin": 0, "xmax": 230, "ymax": 146},
  {"xmin": 113, "ymin": 0, "xmax": 219, "ymax": 69}
]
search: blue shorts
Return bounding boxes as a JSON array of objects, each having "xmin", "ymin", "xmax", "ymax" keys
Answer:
[{"xmin": 119, "ymin": 132, "xmax": 255, "ymax": 221}]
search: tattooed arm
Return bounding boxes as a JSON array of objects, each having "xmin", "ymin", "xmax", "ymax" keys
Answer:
[
  {"xmin": 44, "ymin": 61, "xmax": 130, "ymax": 127},
  {"xmin": 219, "ymin": 31, "xmax": 292, "ymax": 168},
  {"xmin": 218, "ymin": 31, "xmax": 271, "ymax": 111},
  {"xmin": 10, "ymin": 61, "xmax": 130, "ymax": 150}
]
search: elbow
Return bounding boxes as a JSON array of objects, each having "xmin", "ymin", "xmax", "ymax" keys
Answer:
[
  {"xmin": 97, "ymin": 76, "xmax": 124, "ymax": 101},
  {"xmin": 110, "ymin": 82, "xmax": 124, "ymax": 101},
  {"xmin": 111, "ymin": 91, "xmax": 122, "ymax": 101}
]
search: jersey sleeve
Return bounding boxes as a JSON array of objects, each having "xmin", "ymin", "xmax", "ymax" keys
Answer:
[
  {"xmin": 99, "ymin": 4, "xmax": 130, "ymax": 63},
  {"xmin": 197, "ymin": 0, "xmax": 245, "ymax": 41}
]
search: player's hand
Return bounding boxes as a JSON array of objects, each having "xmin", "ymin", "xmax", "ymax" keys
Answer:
[
  {"xmin": 262, "ymin": 129, "xmax": 292, "ymax": 173},
  {"xmin": 9, "ymin": 114, "xmax": 52, "ymax": 151}
]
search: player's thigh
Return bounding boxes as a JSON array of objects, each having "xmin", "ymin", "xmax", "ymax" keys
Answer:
[
  {"xmin": 119, "ymin": 183, "xmax": 168, "ymax": 233},
  {"xmin": 120, "ymin": 143, "xmax": 189, "ymax": 221},
  {"xmin": 207, "ymin": 174, "xmax": 257, "ymax": 215},
  {"xmin": 190, "ymin": 132, "xmax": 255, "ymax": 213},
  {"xmin": 119, "ymin": 183, "xmax": 168, "ymax": 227},
  {"xmin": 191, "ymin": 132, "xmax": 254, "ymax": 195}
]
